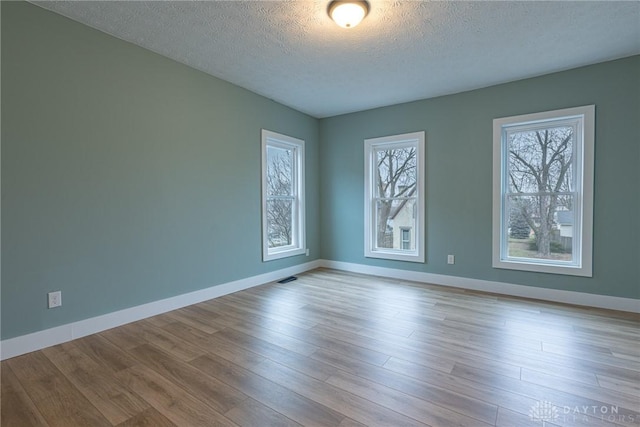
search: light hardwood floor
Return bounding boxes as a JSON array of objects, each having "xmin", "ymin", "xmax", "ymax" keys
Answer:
[{"xmin": 2, "ymin": 268, "xmax": 639, "ymax": 426}]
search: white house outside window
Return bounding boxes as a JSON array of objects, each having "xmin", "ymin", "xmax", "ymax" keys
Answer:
[
  {"xmin": 492, "ymin": 105, "xmax": 594, "ymax": 276},
  {"xmin": 364, "ymin": 132, "xmax": 425, "ymax": 263},
  {"xmin": 262, "ymin": 130, "xmax": 305, "ymax": 261}
]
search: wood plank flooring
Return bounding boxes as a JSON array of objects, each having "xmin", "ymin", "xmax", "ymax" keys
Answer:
[{"xmin": 2, "ymin": 268, "xmax": 639, "ymax": 426}]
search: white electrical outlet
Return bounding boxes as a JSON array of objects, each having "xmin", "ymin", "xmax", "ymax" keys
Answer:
[
  {"xmin": 306, "ymin": 248, "xmax": 310, "ymax": 256},
  {"xmin": 48, "ymin": 291, "xmax": 62, "ymax": 308},
  {"xmin": 447, "ymin": 255, "xmax": 455, "ymax": 265}
]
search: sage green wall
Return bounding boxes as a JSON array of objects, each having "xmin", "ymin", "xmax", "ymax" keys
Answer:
[
  {"xmin": 1, "ymin": 2, "xmax": 320, "ymax": 339},
  {"xmin": 320, "ymin": 56, "xmax": 640, "ymax": 300}
]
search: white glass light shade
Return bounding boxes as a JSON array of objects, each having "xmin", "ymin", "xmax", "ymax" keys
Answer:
[{"xmin": 329, "ymin": 1, "xmax": 369, "ymax": 28}]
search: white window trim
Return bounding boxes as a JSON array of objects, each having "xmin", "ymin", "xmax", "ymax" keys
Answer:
[
  {"xmin": 261, "ymin": 130, "xmax": 306, "ymax": 262},
  {"xmin": 492, "ymin": 105, "xmax": 595, "ymax": 277},
  {"xmin": 364, "ymin": 131, "xmax": 425, "ymax": 263}
]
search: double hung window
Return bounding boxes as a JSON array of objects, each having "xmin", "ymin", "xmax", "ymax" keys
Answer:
[
  {"xmin": 261, "ymin": 130, "xmax": 305, "ymax": 261},
  {"xmin": 492, "ymin": 106, "xmax": 594, "ymax": 276},
  {"xmin": 364, "ymin": 132, "xmax": 425, "ymax": 262}
]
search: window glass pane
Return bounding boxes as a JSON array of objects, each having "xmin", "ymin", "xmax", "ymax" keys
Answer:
[
  {"xmin": 401, "ymin": 228, "xmax": 411, "ymax": 250},
  {"xmin": 266, "ymin": 199, "xmax": 293, "ymax": 248},
  {"xmin": 375, "ymin": 199, "xmax": 416, "ymax": 250},
  {"xmin": 375, "ymin": 147, "xmax": 417, "ymax": 198},
  {"xmin": 266, "ymin": 146, "xmax": 293, "ymax": 196},
  {"xmin": 507, "ymin": 126, "xmax": 574, "ymax": 194},
  {"xmin": 506, "ymin": 195, "xmax": 574, "ymax": 262}
]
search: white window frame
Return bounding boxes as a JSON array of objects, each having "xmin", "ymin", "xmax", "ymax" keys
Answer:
[
  {"xmin": 364, "ymin": 131, "xmax": 425, "ymax": 263},
  {"xmin": 492, "ymin": 105, "xmax": 595, "ymax": 276},
  {"xmin": 261, "ymin": 130, "xmax": 306, "ymax": 261}
]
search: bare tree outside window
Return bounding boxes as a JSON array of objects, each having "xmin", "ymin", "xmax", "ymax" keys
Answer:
[
  {"xmin": 266, "ymin": 146, "xmax": 294, "ymax": 248},
  {"xmin": 375, "ymin": 147, "xmax": 417, "ymax": 249},
  {"xmin": 507, "ymin": 126, "xmax": 574, "ymax": 260}
]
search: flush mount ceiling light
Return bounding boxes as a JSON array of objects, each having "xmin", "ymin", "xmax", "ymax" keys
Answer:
[{"xmin": 328, "ymin": 1, "xmax": 369, "ymax": 29}]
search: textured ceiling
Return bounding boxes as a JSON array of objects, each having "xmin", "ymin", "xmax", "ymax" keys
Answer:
[{"xmin": 32, "ymin": 1, "xmax": 640, "ymax": 118}]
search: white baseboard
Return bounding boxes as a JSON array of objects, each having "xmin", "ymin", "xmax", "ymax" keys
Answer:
[
  {"xmin": 3, "ymin": 258, "xmax": 637, "ymax": 360},
  {"xmin": 0, "ymin": 260, "xmax": 322, "ymax": 360},
  {"xmin": 320, "ymin": 260, "xmax": 640, "ymax": 314}
]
